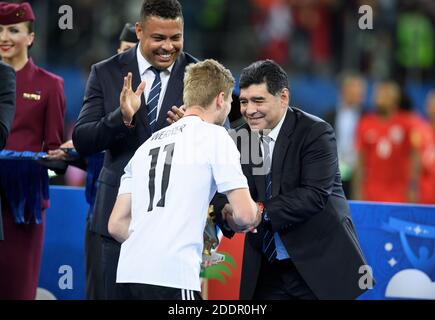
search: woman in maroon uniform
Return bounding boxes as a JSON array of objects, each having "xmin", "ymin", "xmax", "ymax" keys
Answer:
[{"xmin": 0, "ymin": 2, "xmax": 65, "ymax": 299}]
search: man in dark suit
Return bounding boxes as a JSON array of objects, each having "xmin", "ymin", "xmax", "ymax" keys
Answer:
[
  {"xmin": 224, "ymin": 60, "xmax": 373, "ymax": 300},
  {"xmin": 0, "ymin": 60, "xmax": 15, "ymax": 151},
  {"xmin": 72, "ymin": 0, "xmax": 197, "ymax": 299},
  {"xmin": 0, "ymin": 60, "xmax": 16, "ymax": 242}
]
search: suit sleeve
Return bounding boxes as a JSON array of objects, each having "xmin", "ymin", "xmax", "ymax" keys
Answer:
[
  {"xmin": 72, "ymin": 64, "xmax": 134, "ymax": 157},
  {"xmin": 265, "ymin": 121, "xmax": 339, "ymax": 231},
  {"xmin": 0, "ymin": 64, "xmax": 16, "ymax": 150},
  {"xmin": 43, "ymin": 77, "xmax": 66, "ymax": 151}
]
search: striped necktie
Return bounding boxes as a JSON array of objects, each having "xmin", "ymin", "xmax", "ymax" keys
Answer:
[
  {"xmin": 261, "ymin": 135, "xmax": 277, "ymax": 263},
  {"xmin": 147, "ymin": 67, "xmax": 162, "ymax": 132}
]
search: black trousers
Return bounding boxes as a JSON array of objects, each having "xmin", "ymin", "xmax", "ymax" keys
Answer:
[
  {"xmin": 253, "ymin": 258, "xmax": 318, "ymax": 300},
  {"xmin": 85, "ymin": 219, "xmax": 120, "ymax": 300},
  {"xmin": 116, "ymin": 283, "xmax": 202, "ymax": 300}
]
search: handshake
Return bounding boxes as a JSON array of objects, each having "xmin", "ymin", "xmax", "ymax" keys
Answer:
[
  {"xmin": 202, "ymin": 202, "xmax": 264, "ymax": 267},
  {"xmin": 221, "ymin": 202, "xmax": 264, "ymax": 234}
]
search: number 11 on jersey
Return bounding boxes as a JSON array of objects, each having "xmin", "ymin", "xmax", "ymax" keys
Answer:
[{"xmin": 147, "ymin": 143, "xmax": 175, "ymax": 212}]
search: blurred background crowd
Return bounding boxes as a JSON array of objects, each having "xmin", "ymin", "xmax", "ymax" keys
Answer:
[{"xmin": 8, "ymin": 0, "xmax": 435, "ymax": 204}]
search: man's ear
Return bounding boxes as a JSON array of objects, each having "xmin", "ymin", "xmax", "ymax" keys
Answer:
[
  {"xmin": 281, "ymin": 88, "xmax": 290, "ymax": 107},
  {"xmin": 216, "ymin": 91, "xmax": 225, "ymax": 109},
  {"xmin": 135, "ymin": 22, "xmax": 142, "ymax": 41}
]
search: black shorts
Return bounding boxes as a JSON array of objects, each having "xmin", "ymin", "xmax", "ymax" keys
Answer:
[{"xmin": 116, "ymin": 283, "xmax": 202, "ymax": 300}]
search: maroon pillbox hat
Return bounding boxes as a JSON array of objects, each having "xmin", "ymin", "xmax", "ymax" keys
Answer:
[{"xmin": 0, "ymin": 2, "xmax": 35, "ymax": 25}]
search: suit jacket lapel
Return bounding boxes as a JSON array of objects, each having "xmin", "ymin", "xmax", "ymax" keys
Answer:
[{"xmin": 271, "ymin": 107, "xmax": 295, "ymax": 196}]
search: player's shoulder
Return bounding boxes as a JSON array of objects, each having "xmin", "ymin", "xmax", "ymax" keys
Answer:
[
  {"xmin": 196, "ymin": 121, "xmax": 229, "ymax": 138},
  {"xmin": 92, "ymin": 46, "xmax": 135, "ymax": 75}
]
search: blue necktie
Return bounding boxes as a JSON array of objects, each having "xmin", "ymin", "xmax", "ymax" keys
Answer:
[
  {"xmin": 261, "ymin": 136, "xmax": 277, "ymax": 263},
  {"xmin": 147, "ymin": 67, "xmax": 161, "ymax": 132}
]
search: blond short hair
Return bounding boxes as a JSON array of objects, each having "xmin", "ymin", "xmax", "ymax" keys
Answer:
[{"xmin": 183, "ymin": 59, "xmax": 235, "ymax": 109}]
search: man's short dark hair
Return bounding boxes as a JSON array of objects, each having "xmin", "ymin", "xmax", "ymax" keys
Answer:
[
  {"xmin": 140, "ymin": 0, "xmax": 183, "ymax": 21},
  {"xmin": 239, "ymin": 60, "xmax": 289, "ymax": 96}
]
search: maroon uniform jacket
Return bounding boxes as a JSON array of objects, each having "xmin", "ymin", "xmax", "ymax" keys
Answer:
[{"xmin": 5, "ymin": 58, "xmax": 65, "ymax": 153}]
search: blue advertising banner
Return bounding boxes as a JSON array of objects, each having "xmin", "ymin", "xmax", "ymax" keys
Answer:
[
  {"xmin": 37, "ymin": 186, "xmax": 87, "ymax": 300},
  {"xmin": 37, "ymin": 188, "xmax": 435, "ymax": 300},
  {"xmin": 352, "ymin": 201, "xmax": 435, "ymax": 300}
]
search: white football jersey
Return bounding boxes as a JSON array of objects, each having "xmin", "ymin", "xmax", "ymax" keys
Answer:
[{"xmin": 116, "ymin": 116, "xmax": 248, "ymax": 291}]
